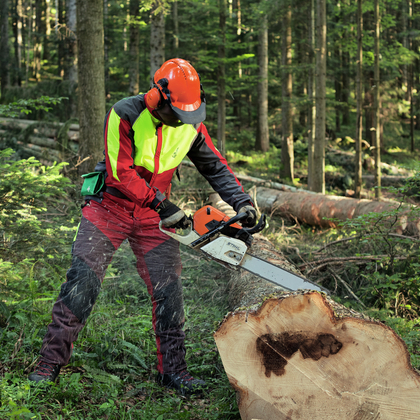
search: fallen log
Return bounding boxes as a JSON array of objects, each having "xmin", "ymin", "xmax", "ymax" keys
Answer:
[
  {"xmin": 208, "ymin": 196, "xmax": 420, "ymax": 419},
  {"xmin": 0, "ymin": 117, "xmax": 79, "ymax": 133},
  {"xmin": 182, "ymin": 160, "xmax": 306, "ymax": 193},
  {"xmin": 17, "ymin": 141, "xmax": 60, "ymax": 159},
  {"xmin": 255, "ymin": 186, "xmax": 420, "ymax": 235}
]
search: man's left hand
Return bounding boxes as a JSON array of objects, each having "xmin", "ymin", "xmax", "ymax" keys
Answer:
[{"xmin": 238, "ymin": 205, "xmax": 257, "ymax": 227}]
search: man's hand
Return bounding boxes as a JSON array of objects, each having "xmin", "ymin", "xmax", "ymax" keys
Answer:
[
  {"xmin": 238, "ymin": 205, "xmax": 257, "ymax": 228},
  {"xmin": 154, "ymin": 198, "xmax": 191, "ymax": 229}
]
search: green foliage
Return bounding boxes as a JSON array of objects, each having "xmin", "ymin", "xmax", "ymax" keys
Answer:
[
  {"xmin": 0, "ymin": 97, "xmax": 67, "ymax": 119},
  {"xmin": 0, "ymin": 148, "xmax": 74, "ymax": 261},
  {"xmin": 324, "ymin": 171, "xmax": 420, "ymax": 318},
  {"xmin": 0, "ymin": 148, "xmax": 78, "ymax": 332}
]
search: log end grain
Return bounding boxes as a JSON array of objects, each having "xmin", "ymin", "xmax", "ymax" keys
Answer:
[{"xmin": 214, "ymin": 292, "xmax": 420, "ymax": 420}]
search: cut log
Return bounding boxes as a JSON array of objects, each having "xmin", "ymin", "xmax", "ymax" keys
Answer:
[
  {"xmin": 256, "ymin": 186, "xmax": 420, "ymax": 236},
  {"xmin": 209, "ymin": 194, "xmax": 420, "ymax": 420},
  {"xmin": 214, "ymin": 291, "xmax": 420, "ymax": 420}
]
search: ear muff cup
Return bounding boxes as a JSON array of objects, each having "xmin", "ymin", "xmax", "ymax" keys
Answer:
[{"xmin": 146, "ymin": 86, "xmax": 163, "ymax": 109}]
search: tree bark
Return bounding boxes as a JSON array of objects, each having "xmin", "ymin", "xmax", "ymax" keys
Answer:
[
  {"xmin": 217, "ymin": 0, "xmax": 226, "ymax": 157},
  {"xmin": 103, "ymin": 0, "xmax": 109, "ymax": 91},
  {"xmin": 256, "ymin": 13, "xmax": 269, "ymax": 152},
  {"xmin": 280, "ymin": 5, "xmax": 294, "ymax": 180},
  {"xmin": 65, "ymin": 0, "xmax": 77, "ymax": 85},
  {"xmin": 33, "ymin": 0, "xmax": 42, "ymax": 82},
  {"xmin": 374, "ymin": 0, "xmax": 381, "ymax": 199},
  {"xmin": 307, "ymin": 0, "xmax": 316, "ymax": 191},
  {"xmin": 43, "ymin": 0, "xmax": 51, "ymax": 61},
  {"xmin": 0, "ymin": 0, "xmax": 10, "ymax": 94},
  {"xmin": 14, "ymin": 0, "xmax": 23, "ymax": 86},
  {"xmin": 172, "ymin": 0, "xmax": 179, "ymax": 51},
  {"xmin": 76, "ymin": 0, "xmax": 105, "ymax": 174},
  {"xmin": 65, "ymin": 0, "xmax": 77, "ymax": 118},
  {"xmin": 57, "ymin": 0, "xmax": 65, "ymax": 78},
  {"xmin": 313, "ymin": 0, "xmax": 326, "ymax": 193},
  {"xmin": 150, "ymin": 1, "xmax": 165, "ymax": 83},
  {"xmin": 128, "ymin": 0, "xmax": 140, "ymax": 96},
  {"xmin": 355, "ymin": 0, "xmax": 363, "ymax": 198}
]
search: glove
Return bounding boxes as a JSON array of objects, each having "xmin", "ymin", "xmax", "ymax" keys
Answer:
[
  {"xmin": 238, "ymin": 205, "xmax": 257, "ymax": 228},
  {"xmin": 154, "ymin": 198, "xmax": 191, "ymax": 229}
]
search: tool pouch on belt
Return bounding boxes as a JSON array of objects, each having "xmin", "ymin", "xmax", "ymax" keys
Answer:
[{"xmin": 80, "ymin": 171, "xmax": 105, "ymax": 196}]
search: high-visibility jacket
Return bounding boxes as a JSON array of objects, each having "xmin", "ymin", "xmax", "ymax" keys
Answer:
[{"xmin": 101, "ymin": 94, "xmax": 252, "ymax": 218}]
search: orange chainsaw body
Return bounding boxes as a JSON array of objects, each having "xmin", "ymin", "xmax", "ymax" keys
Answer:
[{"xmin": 193, "ymin": 206, "xmax": 242, "ymax": 236}]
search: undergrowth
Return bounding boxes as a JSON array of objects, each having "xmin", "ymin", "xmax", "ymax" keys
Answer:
[{"xmin": 1, "ymin": 147, "xmax": 419, "ymax": 419}]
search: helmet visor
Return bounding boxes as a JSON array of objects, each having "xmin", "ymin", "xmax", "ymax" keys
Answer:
[{"xmin": 170, "ymin": 101, "xmax": 206, "ymax": 125}]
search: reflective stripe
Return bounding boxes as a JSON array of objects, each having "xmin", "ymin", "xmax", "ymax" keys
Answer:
[
  {"xmin": 73, "ymin": 222, "xmax": 81, "ymax": 242},
  {"xmin": 107, "ymin": 109, "xmax": 122, "ymax": 181},
  {"xmin": 132, "ymin": 110, "xmax": 197, "ymax": 174}
]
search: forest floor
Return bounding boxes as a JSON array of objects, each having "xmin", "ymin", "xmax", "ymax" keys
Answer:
[{"xmin": 1, "ymin": 139, "xmax": 420, "ymax": 419}]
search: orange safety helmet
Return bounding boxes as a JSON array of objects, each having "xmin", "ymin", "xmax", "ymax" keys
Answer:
[{"xmin": 145, "ymin": 58, "xmax": 206, "ymax": 124}]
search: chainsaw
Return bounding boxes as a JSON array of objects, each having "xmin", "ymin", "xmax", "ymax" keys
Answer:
[{"xmin": 159, "ymin": 205, "xmax": 328, "ymax": 294}]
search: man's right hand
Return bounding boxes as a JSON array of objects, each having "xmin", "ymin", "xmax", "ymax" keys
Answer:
[{"xmin": 154, "ymin": 198, "xmax": 190, "ymax": 229}]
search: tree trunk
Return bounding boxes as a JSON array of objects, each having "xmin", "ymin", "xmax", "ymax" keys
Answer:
[
  {"xmin": 172, "ymin": 0, "xmax": 179, "ymax": 51},
  {"xmin": 103, "ymin": 0, "xmax": 109, "ymax": 91},
  {"xmin": 255, "ymin": 13, "xmax": 269, "ymax": 152},
  {"xmin": 65, "ymin": 0, "xmax": 77, "ymax": 118},
  {"xmin": 0, "ymin": 0, "xmax": 10, "ymax": 94},
  {"xmin": 313, "ymin": 0, "xmax": 326, "ymax": 193},
  {"xmin": 374, "ymin": 0, "xmax": 381, "ymax": 199},
  {"xmin": 355, "ymin": 0, "xmax": 363, "ymax": 199},
  {"xmin": 128, "ymin": 0, "xmax": 140, "ymax": 96},
  {"xmin": 76, "ymin": 0, "xmax": 105, "ymax": 175},
  {"xmin": 280, "ymin": 5, "xmax": 294, "ymax": 181},
  {"xmin": 334, "ymin": 7, "xmax": 341, "ymax": 134},
  {"xmin": 402, "ymin": 0, "xmax": 408, "ymax": 98},
  {"xmin": 150, "ymin": 1, "xmax": 165, "ymax": 82},
  {"xmin": 33, "ymin": 0, "xmax": 42, "ymax": 82},
  {"xmin": 214, "ymin": 289, "xmax": 420, "ymax": 420},
  {"xmin": 57, "ymin": 0, "xmax": 65, "ymax": 78},
  {"xmin": 217, "ymin": 0, "xmax": 226, "ymax": 157},
  {"xmin": 43, "ymin": 0, "xmax": 51, "ymax": 61},
  {"xmin": 342, "ymin": 53, "xmax": 350, "ymax": 125},
  {"xmin": 307, "ymin": 0, "xmax": 316, "ymax": 191},
  {"xmin": 14, "ymin": 0, "xmax": 23, "ymax": 86},
  {"xmin": 255, "ymin": 186, "xmax": 420, "ymax": 235}
]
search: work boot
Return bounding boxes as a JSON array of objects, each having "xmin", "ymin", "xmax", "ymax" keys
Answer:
[
  {"xmin": 157, "ymin": 370, "xmax": 207, "ymax": 396},
  {"xmin": 28, "ymin": 360, "xmax": 61, "ymax": 383}
]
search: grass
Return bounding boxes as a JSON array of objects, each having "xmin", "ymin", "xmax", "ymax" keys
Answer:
[
  {"xmin": 1, "ymin": 140, "xmax": 420, "ymax": 418},
  {"xmin": 0, "ymin": 241, "xmax": 241, "ymax": 419}
]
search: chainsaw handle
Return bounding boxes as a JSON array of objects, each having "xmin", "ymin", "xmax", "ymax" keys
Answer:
[
  {"xmin": 242, "ymin": 213, "xmax": 266, "ymax": 234},
  {"xmin": 190, "ymin": 211, "xmax": 248, "ymax": 248}
]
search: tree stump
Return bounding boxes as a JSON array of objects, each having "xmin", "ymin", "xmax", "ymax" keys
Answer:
[{"xmin": 208, "ymin": 194, "xmax": 420, "ymax": 419}]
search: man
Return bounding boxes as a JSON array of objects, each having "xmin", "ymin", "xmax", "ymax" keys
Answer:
[{"xmin": 28, "ymin": 58, "xmax": 256, "ymax": 395}]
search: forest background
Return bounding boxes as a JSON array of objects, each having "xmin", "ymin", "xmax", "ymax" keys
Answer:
[{"xmin": 0, "ymin": 0, "xmax": 420, "ymax": 419}]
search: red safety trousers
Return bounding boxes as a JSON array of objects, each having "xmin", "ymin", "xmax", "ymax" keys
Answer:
[{"xmin": 39, "ymin": 193, "xmax": 186, "ymax": 374}]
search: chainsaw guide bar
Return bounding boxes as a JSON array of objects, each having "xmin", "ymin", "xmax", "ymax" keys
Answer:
[{"xmin": 159, "ymin": 206, "xmax": 328, "ymax": 294}]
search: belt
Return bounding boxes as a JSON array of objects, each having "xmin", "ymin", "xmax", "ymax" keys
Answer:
[{"xmin": 104, "ymin": 186, "xmax": 132, "ymax": 202}]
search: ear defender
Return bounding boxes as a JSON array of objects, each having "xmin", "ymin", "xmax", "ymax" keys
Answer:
[
  {"xmin": 146, "ymin": 79, "xmax": 170, "ymax": 110},
  {"xmin": 146, "ymin": 85, "xmax": 163, "ymax": 109}
]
